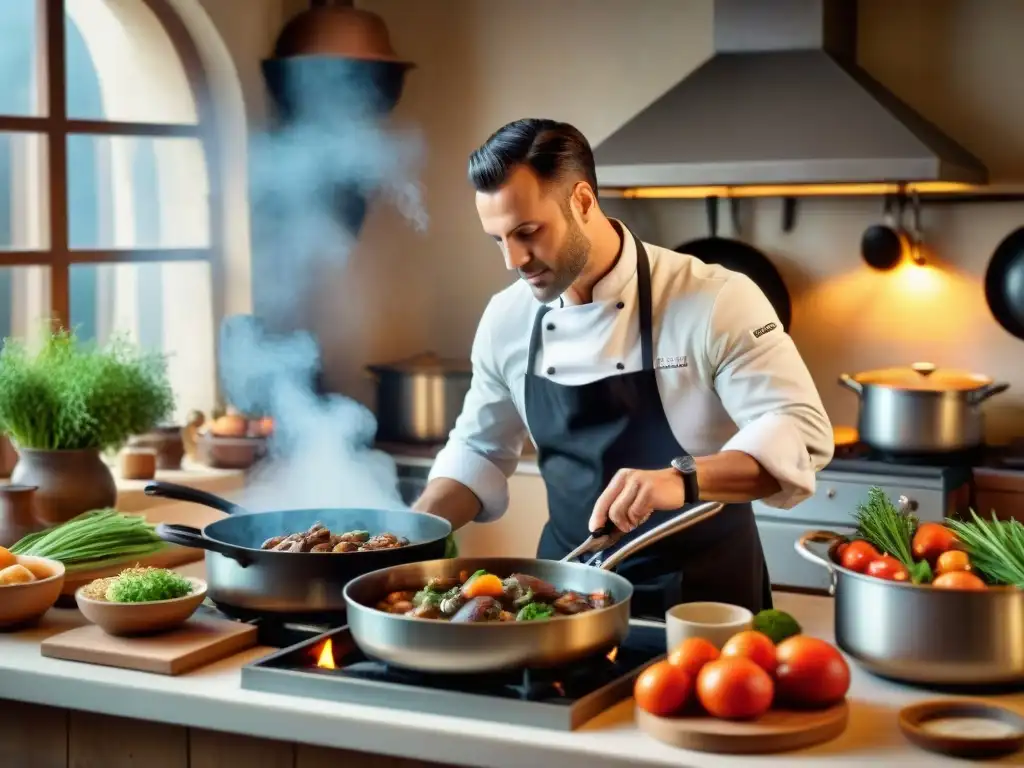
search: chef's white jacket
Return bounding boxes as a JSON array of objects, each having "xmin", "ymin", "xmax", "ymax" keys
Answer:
[{"xmin": 429, "ymin": 222, "xmax": 834, "ymax": 522}]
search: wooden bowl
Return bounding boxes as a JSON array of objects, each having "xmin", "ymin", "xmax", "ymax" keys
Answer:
[
  {"xmin": 195, "ymin": 433, "xmax": 266, "ymax": 469},
  {"xmin": 75, "ymin": 577, "xmax": 207, "ymax": 636},
  {"xmin": 899, "ymin": 700, "xmax": 1024, "ymax": 759},
  {"xmin": 0, "ymin": 555, "xmax": 66, "ymax": 629}
]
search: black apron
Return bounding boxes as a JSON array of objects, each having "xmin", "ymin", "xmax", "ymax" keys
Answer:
[{"xmin": 526, "ymin": 228, "xmax": 773, "ymax": 620}]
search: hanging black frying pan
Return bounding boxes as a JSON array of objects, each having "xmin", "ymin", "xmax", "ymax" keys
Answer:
[
  {"xmin": 984, "ymin": 226, "xmax": 1024, "ymax": 342},
  {"xmin": 675, "ymin": 196, "xmax": 793, "ymax": 332}
]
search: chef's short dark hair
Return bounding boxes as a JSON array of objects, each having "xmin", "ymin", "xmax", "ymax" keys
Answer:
[{"xmin": 468, "ymin": 119, "xmax": 599, "ymax": 201}]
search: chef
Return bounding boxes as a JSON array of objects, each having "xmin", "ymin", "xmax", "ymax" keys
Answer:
[{"xmin": 413, "ymin": 118, "xmax": 833, "ymax": 618}]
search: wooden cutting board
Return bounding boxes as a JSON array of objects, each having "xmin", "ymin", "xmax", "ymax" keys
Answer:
[
  {"xmin": 41, "ymin": 615, "xmax": 257, "ymax": 675},
  {"xmin": 58, "ymin": 503, "xmax": 226, "ymax": 597},
  {"xmin": 636, "ymin": 700, "xmax": 849, "ymax": 754}
]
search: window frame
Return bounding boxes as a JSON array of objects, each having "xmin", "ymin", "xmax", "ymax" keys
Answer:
[{"xmin": 0, "ymin": 0, "xmax": 221, "ymax": 328}]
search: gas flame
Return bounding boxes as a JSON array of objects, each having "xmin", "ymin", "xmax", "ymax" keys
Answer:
[
  {"xmin": 316, "ymin": 638, "xmax": 336, "ymax": 670},
  {"xmin": 606, "ymin": 647, "xmax": 619, "ymax": 663}
]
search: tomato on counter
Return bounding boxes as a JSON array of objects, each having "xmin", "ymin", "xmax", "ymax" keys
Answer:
[
  {"xmin": 866, "ymin": 555, "xmax": 910, "ymax": 582},
  {"xmin": 720, "ymin": 630, "xmax": 777, "ymax": 676},
  {"xmin": 696, "ymin": 658, "xmax": 774, "ymax": 720},
  {"xmin": 839, "ymin": 540, "xmax": 880, "ymax": 572},
  {"xmin": 667, "ymin": 637, "xmax": 720, "ymax": 679},
  {"xmin": 912, "ymin": 523, "xmax": 959, "ymax": 565},
  {"xmin": 634, "ymin": 660, "xmax": 692, "ymax": 717},
  {"xmin": 774, "ymin": 636, "xmax": 850, "ymax": 707}
]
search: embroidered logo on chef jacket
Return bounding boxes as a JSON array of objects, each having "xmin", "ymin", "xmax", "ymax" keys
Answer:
[
  {"xmin": 655, "ymin": 355, "xmax": 688, "ymax": 370},
  {"xmin": 751, "ymin": 322, "xmax": 778, "ymax": 340}
]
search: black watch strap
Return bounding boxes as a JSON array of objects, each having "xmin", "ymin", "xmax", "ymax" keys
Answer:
[{"xmin": 671, "ymin": 455, "xmax": 700, "ymax": 504}]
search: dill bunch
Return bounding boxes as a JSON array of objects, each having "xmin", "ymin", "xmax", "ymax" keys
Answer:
[
  {"xmin": 854, "ymin": 486, "xmax": 917, "ymax": 568},
  {"xmin": 0, "ymin": 328, "xmax": 174, "ymax": 451}
]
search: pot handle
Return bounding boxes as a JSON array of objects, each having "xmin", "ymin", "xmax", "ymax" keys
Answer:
[
  {"xmin": 144, "ymin": 481, "xmax": 249, "ymax": 516},
  {"xmin": 591, "ymin": 502, "xmax": 725, "ymax": 572},
  {"xmin": 837, "ymin": 374, "xmax": 863, "ymax": 395},
  {"xmin": 155, "ymin": 523, "xmax": 252, "ymax": 567},
  {"xmin": 967, "ymin": 382, "xmax": 1010, "ymax": 405},
  {"xmin": 795, "ymin": 530, "xmax": 844, "ymax": 596}
]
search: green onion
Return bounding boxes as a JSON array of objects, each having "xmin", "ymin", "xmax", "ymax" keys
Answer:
[
  {"xmin": 8, "ymin": 509, "xmax": 166, "ymax": 570},
  {"xmin": 946, "ymin": 510, "xmax": 1024, "ymax": 588},
  {"xmin": 854, "ymin": 486, "xmax": 917, "ymax": 568}
]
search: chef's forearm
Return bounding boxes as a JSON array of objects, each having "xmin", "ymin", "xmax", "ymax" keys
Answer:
[
  {"xmin": 412, "ymin": 478, "xmax": 483, "ymax": 531},
  {"xmin": 693, "ymin": 450, "xmax": 782, "ymax": 503}
]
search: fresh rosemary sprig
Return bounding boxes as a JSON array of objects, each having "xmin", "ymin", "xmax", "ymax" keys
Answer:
[
  {"xmin": 854, "ymin": 486, "xmax": 917, "ymax": 568},
  {"xmin": 946, "ymin": 510, "xmax": 1024, "ymax": 588}
]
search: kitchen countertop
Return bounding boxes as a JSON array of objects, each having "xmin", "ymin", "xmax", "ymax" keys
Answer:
[{"xmin": 2, "ymin": 579, "xmax": 1021, "ymax": 768}]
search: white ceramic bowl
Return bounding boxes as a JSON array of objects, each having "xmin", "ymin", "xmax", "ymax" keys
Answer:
[{"xmin": 665, "ymin": 601, "xmax": 754, "ymax": 652}]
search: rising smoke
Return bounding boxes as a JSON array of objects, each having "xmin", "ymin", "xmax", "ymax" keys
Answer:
[{"xmin": 219, "ymin": 60, "xmax": 426, "ymax": 513}]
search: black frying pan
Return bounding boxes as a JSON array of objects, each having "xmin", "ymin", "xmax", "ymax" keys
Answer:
[
  {"xmin": 145, "ymin": 481, "xmax": 451, "ymax": 621},
  {"xmin": 984, "ymin": 226, "xmax": 1024, "ymax": 341},
  {"xmin": 675, "ymin": 197, "xmax": 793, "ymax": 332}
]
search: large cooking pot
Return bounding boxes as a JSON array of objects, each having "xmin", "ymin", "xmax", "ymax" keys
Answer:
[
  {"xmin": 838, "ymin": 362, "xmax": 1009, "ymax": 454},
  {"xmin": 796, "ymin": 529, "xmax": 1024, "ymax": 685},
  {"xmin": 367, "ymin": 352, "xmax": 471, "ymax": 444},
  {"xmin": 147, "ymin": 481, "xmax": 451, "ymax": 621}
]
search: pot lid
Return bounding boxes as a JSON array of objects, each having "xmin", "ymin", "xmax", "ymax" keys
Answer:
[
  {"xmin": 853, "ymin": 362, "xmax": 993, "ymax": 391},
  {"xmin": 368, "ymin": 352, "xmax": 472, "ymax": 375},
  {"xmin": 273, "ymin": 5, "xmax": 414, "ymax": 67}
]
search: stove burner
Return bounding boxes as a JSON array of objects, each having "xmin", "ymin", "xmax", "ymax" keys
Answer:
[
  {"xmin": 832, "ymin": 441, "xmax": 986, "ymax": 467},
  {"xmin": 241, "ymin": 621, "xmax": 667, "ymax": 730}
]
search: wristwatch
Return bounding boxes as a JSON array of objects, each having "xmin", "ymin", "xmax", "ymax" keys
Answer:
[{"xmin": 670, "ymin": 454, "xmax": 700, "ymax": 505}]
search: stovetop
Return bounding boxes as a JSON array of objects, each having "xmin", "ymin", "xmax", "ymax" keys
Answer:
[
  {"xmin": 823, "ymin": 440, "xmax": 1024, "ymax": 481},
  {"xmin": 241, "ymin": 619, "xmax": 667, "ymax": 731}
]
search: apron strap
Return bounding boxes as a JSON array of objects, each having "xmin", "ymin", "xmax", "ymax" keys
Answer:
[{"xmin": 527, "ymin": 305, "xmax": 551, "ymax": 371}]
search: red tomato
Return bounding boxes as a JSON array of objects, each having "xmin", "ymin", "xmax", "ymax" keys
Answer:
[
  {"xmin": 775, "ymin": 636, "xmax": 850, "ymax": 707},
  {"xmin": 696, "ymin": 658, "xmax": 774, "ymax": 720},
  {"xmin": 912, "ymin": 523, "xmax": 959, "ymax": 564},
  {"xmin": 839, "ymin": 540, "xmax": 879, "ymax": 573},
  {"xmin": 667, "ymin": 637, "xmax": 720, "ymax": 679},
  {"xmin": 634, "ymin": 660, "xmax": 692, "ymax": 717},
  {"xmin": 866, "ymin": 555, "xmax": 910, "ymax": 582},
  {"xmin": 720, "ymin": 630, "xmax": 778, "ymax": 675}
]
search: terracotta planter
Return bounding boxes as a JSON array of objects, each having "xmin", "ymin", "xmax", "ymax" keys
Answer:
[
  {"xmin": 10, "ymin": 449, "xmax": 118, "ymax": 525},
  {"xmin": 0, "ymin": 434, "xmax": 17, "ymax": 478},
  {"xmin": 0, "ymin": 484, "xmax": 40, "ymax": 547}
]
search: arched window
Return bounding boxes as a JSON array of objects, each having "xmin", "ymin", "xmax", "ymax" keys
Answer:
[{"xmin": 0, "ymin": 0, "xmax": 219, "ymax": 422}]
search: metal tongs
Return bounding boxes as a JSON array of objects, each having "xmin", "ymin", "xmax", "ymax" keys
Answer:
[{"xmin": 560, "ymin": 501, "xmax": 725, "ymax": 572}]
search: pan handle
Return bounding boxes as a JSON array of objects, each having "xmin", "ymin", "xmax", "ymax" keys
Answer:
[
  {"xmin": 155, "ymin": 523, "xmax": 253, "ymax": 567},
  {"xmin": 595, "ymin": 501, "xmax": 725, "ymax": 572},
  {"xmin": 967, "ymin": 382, "xmax": 1010, "ymax": 405},
  {"xmin": 837, "ymin": 373, "xmax": 863, "ymax": 395},
  {"xmin": 144, "ymin": 481, "xmax": 249, "ymax": 516},
  {"xmin": 794, "ymin": 530, "xmax": 842, "ymax": 596}
]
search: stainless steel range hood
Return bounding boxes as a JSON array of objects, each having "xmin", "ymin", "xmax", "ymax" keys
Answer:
[{"xmin": 594, "ymin": 0, "xmax": 988, "ymax": 196}]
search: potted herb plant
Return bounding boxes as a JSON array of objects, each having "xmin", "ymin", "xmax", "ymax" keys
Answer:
[{"xmin": 0, "ymin": 329, "xmax": 174, "ymax": 524}]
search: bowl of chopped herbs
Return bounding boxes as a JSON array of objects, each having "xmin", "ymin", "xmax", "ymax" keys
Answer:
[{"xmin": 75, "ymin": 566, "xmax": 206, "ymax": 636}]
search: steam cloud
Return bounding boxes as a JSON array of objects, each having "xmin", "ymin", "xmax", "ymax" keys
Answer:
[{"xmin": 220, "ymin": 62, "xmax": 426, "ymax": 513}]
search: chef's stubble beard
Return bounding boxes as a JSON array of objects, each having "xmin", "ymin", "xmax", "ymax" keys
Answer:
[{"xmin": 532, "ymin": 215, "xmax": 590, "ymax": 302}]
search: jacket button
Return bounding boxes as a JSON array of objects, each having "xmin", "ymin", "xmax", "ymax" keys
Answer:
[
  {"xmin": 616, "ymin": 362, "xmax": 625, "ymax": 370},
  {"xmin": 546, "ymin": 323, "xmax": 555, "ymax": 331},
  {"xmin": 616, "ymin": 301, "xmax": 625, "ymax": 309},
  {"xmin": 546, "ymin": 366, "xmax": 556, "ymax": 375}
]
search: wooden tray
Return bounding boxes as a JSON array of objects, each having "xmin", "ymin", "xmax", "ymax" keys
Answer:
[
  {"xmin": 41, "ymin": 615, "xmax": 257, "ymax": 675},
  {"xmin": 636, "ymin": 700, "xmax": 849, "ymax": 754},
  {"xmin": 57, "ymin": 503, "xmax": 225, "ymax": 597}
]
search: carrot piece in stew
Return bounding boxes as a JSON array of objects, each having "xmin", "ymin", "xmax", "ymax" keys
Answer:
[{"xmin": 462, "ymin": 573, "xmax": 505, "ymax": 599}]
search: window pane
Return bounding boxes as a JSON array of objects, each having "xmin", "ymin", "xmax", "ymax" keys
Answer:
[
  {"xmin": 0, "ymin": 132, "xmax": 49, "ymax": 251},
  {"xmin": 65, "ymin": 0, "xmax": 198, "ymax": 124},
  {"xmin": 0, "ymin": 1, "xmax": 43, "ymax": 117},
  {"xmin": 68, "ymin": 135, "xmax": 209, "ymax": 249},
  {"xmin": 70, "ymin": 261, "xmax": 215, "ymax": 422},
  {"xmin": 0, "ymin": 266, "xmax": 51, "ymax": 348}
]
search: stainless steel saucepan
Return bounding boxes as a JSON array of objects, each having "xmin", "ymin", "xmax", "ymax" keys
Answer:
[
  {"xmin": 343, "ymin": 501, "xmax": 724, "ymax": 673},
  {"xmin": 838, "ymin": 362, "xmax": 1009, "ymax": 454},
  {"xmin": 796, "ymin": 529, "xmax": 1024, "ymax": 685}
]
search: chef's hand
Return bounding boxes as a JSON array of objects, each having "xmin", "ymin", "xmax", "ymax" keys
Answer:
[{"xmin": 589, "ymin": 468, "xmax": 684, "ymax": 534}]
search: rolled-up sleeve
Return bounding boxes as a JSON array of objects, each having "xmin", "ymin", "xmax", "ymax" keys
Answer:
[
  {"xmin": 707, "ymin": 274, "xmax": 833, "ymax": 508},
  {"xmin": 428, "ymin": 298, "xmax": 528, "ymax": 522}
]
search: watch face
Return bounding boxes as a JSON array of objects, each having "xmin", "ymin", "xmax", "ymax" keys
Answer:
[{"xmin": 674, "ymin": 455, "xmax": 696, "ymax": 474}]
